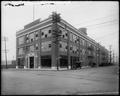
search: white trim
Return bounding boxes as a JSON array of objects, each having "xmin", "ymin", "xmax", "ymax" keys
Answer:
[
  {"xmin": 16, "ymin": 66, "xmax": 18, "ymax": 69},
  {"xmin": 17, "ymin": 17, "xmax": 52, "ymax": 35},
  {"xmin": 16, "ymin": 23, "xmax": 52, "ymax": 38},
  {"xmin": 38, "ymin": 66, "xmax": 41, "ymax": 69},
  {"xmin": 51, "ymin": 66, "xmax": 56, "ymax": 70},
  {"xmin": 68, "ymin": 66, "xmax": 71, "ymax": 69},
  {"xmin": 24, "ymin": 66, "xmax": 27, "ymax": 69}
]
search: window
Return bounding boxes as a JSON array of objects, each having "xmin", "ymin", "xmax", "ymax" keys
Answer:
[
  {"xmin": 41, "ymin": 41, "xmax": 52, "ymax": 52},
  {"xmin": 30, "ymin": 45, "xmax": 34, "ymax": 52},
  {"xmin": 26, "ymin": 46, "xmax": 29, "ymax": 52},
  {"xmin": 48, "ymin": 30, "xmax": 51, "ymax": 34},
  {"xmin": 35, "ymin": 44, "xmax": 39, "ymax": 50},
  {"xmin": 75, "ymin": 40, "xmax": 77, "ymax": 43},
  {"xmin": 73, "ymin": 50, "xmax": 74, "ymax": 53},
  {"xmin": 35, "ymin": 31, "xmax": 39, "ymax": 40},
  {"xmin": 18, "ymin": 47, "xmax": 24, "ymax": 55},
  {"xmin": 41, "ymin": 32, "xmax": 44, "ymax": 36},
  {"xmin": 63, "ymin": 35, "xmax": 65, "ymax": 38},
  {"xmin": 77, "ymin": 49, "xmax": 79, "ymax": 52},
  {"xmin": 70, "ymin": 47, "xmax": 72, "ymax": 50},
  {"xmin": 65, "ymin": 33, "xmax": 68, "ymax": 36},
  {"xmin": 29, "ymin": 32, "xmax": 34, "ymax": 42},
  {"xmin": 45, "ymin": 34, "xmax": 47, "ymax": 38},
  {"xmin": 74, "ymin": 51, "xmax": 76, "ymax": 54},
  {"xmin": 36, "ymin": 34, "xmax": 38, "ymax": 37},
  {"xmin": 48, "ymin": 44, "xmax": 51, "ymax": 48},
  {"xmin": 18, "ymin": 36, "xmax": 24, "ymax": 45},
  {"xmin": 59, "ymin": 44, "xmax": 62, "ymax": 48},
  {"xmin": 65, "ymin": 46, "xmax": 68, "ymax": 49},
  {"xmin": 31, "ymin": 38, "xmax": 33, "ymax": 42},
  {"xmin": 26, "ymin": 34, "xmax": 29, "ymax": 43}
]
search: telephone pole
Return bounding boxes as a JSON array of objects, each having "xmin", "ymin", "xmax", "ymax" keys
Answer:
[
  {"xmin": 112, "ymin": 51, "xmax": 114, "ymax": 64},
  {"xmin": 109, "ymin": 45, "xmax": 112, "ymax": 64},
  {"xmin": 2, "ymin": 37, "xmax": 8, "ymax": 68},
  {"xmin": 52, "ymin": 12, "xmax": 61, "ymax": 70}
]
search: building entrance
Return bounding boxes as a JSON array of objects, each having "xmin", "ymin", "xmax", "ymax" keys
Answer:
[{"xmin": 29, "ymin": 56, "xmax": 34, "ymax": 68}]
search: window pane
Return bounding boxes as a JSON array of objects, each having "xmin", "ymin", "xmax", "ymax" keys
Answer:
[
  {"xmin": 29, "ymin": 32, "xmax": 34, "ymax": 42},
  {"xmin": 18, "ymin": 47, "xmax": 24, "ymax": 55},
  {"xmin": 18, "ymin": 36, "xmax": 24, "ymax": 45},
  {"xmin": 30, "ymin": 45, "xmax": 34, "ymax": 52}
]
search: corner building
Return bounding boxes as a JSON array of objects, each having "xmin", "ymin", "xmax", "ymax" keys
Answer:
[{"xmin": 16, "ymin": 12, "xmax": 109, "ymax": 69}]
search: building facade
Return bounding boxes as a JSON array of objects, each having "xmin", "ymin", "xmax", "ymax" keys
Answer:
[{"xmin": 16, "ymin": 12, "xmax": 109, "ymax": 69}]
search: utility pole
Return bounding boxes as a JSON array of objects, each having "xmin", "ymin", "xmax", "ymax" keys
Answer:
[
  {"xmin": 112, "ymin": 51, "xmax": 114, "ymax": 64},
  {"xmin": 2, "ymin": 37, "xmax": 8, "ymax": 69},
  {"xmin": 52, "ymin": 12, "xmax": 61, "ymax": 70},
  {"xmin": 109, "ymin": 45, "xmax": 112, "ymax": 64}
]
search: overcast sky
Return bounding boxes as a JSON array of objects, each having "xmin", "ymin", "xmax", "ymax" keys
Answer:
[{"xmin": 1, "ymin": 1, "xmax": 119, "ymax": 61}]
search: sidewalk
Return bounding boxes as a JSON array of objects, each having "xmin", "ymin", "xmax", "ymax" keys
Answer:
[{"xmin": 1, "ymin": 66, "xmax": 92, "ymax": 71}]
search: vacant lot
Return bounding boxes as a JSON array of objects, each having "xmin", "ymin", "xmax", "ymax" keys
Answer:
[{"xmin": 1, "ymin": 65, "xmax": 119, "ymax": 95}]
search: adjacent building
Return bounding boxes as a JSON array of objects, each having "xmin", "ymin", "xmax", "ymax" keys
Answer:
[{"xmin": 16, "ymin": 12, "xmax": 109, "ymax": 69}]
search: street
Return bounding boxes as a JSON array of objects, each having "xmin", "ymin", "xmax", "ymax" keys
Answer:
[{"xmin": 1, "ymin": 65, "xmax": 119, "ymax": 95}]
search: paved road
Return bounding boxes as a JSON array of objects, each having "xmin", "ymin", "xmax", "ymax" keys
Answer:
[{"xmin": 1, "ymin": 65, "xmax": 119, "ymax": 95}]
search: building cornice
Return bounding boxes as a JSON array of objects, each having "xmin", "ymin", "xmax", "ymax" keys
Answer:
[
  {"xmin": 16, "ymin": 17, "xmax": 52, "ymax": 35},
  {"xmin": 60, "ymin": 19, "xmax": 98, "ymax": 47}
]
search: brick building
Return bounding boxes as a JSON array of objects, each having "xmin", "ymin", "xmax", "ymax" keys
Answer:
[{"xmin": 16, "ymin": 12, "xmax": 109, "ymax": 70}]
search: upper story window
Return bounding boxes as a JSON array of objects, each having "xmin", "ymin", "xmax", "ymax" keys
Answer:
[
  {"xmin": 82, "ymin": 39, "xmax": 85, "ymax": 46},
  {"xmin": 70, "ymin": 33, "xmax": 73, "ymax": 41},
  {"xmin": 18, "ymin": 36, "xmax": 25, "ymax": 45},
  {"xmin": 48, "ymin": 30, "xmax": 51, "ymax": 34},
  {"xmin": 41, "ymin": 32, "xmax": 44, "ymax": 36},
  {"xmin": 59, "ymin": 27, "xmax": 68, "ymax": 39},
  {"xmin": 26, "ymin": 34, "xmax": 29, "ymax": 43},
  {"xmin": 59, "ymin": 41, "xmax": 67, "ymax": 52},
  {"xmin": 35, "ymin": 31, "xmax": 39, "ymax": 40},
  {"xmin": 29, "ymin": 32, "xmax": 34, "ymax": 42},
  {"xmin": 65, "ymin": 33, "xmax": 68, "ymax": 37},
  {"xmin": 41, "ymin": 27, "xmax": 52, "ymax": 39},
  {"xmin": 48, "ymin": 44, "xmax": 51, "ymax": 48},
  {"xmin": 18, "ymin": 47, "xmax": 24, "ymax": 55},
  {"xmin": 26, "ymin": 46, "xmax": 29, "ymax": 52},
  {"xmin": 59, "ymin": 43, "xmax": 62, "ymax": 48},
  {"xmin": 45, "ymin": 34, "xmax": 47, "ymax": 38},
  {"xmin": 30, "ymin": 45, "xmax": 34, "ymax": 52},
  {"xmin": 35, "ymin": 44, "xmax": 39, "ymax": 50},
  {"xmin": 41, "ymin": 41, "xmax": 52, "ymax": 52}
]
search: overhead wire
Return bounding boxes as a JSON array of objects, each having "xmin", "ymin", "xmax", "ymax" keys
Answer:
[
  {"xmin": 77, "ymin": 14, "xmax": 118, "ymax": 26},
  {"xmin": 84, "ymin": 19, "xmax": 118, "ymax": 28}
]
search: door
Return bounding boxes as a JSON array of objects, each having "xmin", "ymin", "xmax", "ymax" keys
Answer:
[{"xmin": 29, "ymin": 56, "xmax": 34, "ymax": 68}]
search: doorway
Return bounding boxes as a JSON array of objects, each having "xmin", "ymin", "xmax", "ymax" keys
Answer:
[{"xmin": 29, "ymin": 56, "xmax": 34, "ymax": 68}]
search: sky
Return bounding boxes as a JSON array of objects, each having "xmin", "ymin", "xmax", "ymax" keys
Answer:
[{"xmin": 1, "ymin": 1, "xmax": 119, "ymax": 62}]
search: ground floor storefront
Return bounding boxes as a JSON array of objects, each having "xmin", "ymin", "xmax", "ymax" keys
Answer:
[{"xmin": 16, "ymin": 53, "xmax": 99, "ymax": 70}]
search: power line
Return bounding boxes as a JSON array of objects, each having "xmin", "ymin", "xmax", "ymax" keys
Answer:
[
  {"xmin": 93, "ymin": 32, "xmax": 118, "ymax": 40},
  {"xmin": 78, "ymin": 14, "xmax": 118, "ymax": 26},
  {"xmin": 88, "ymin": 21, "xmax": 118, "ymax": 29},
  {"xmin": 84, "ymin": 19, "xmax": 118, "ymax": 28}
]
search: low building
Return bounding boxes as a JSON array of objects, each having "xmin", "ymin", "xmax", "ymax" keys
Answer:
[{"xmin": 16, "ymin": 12, "xmax": 109, "ymax": 70}]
